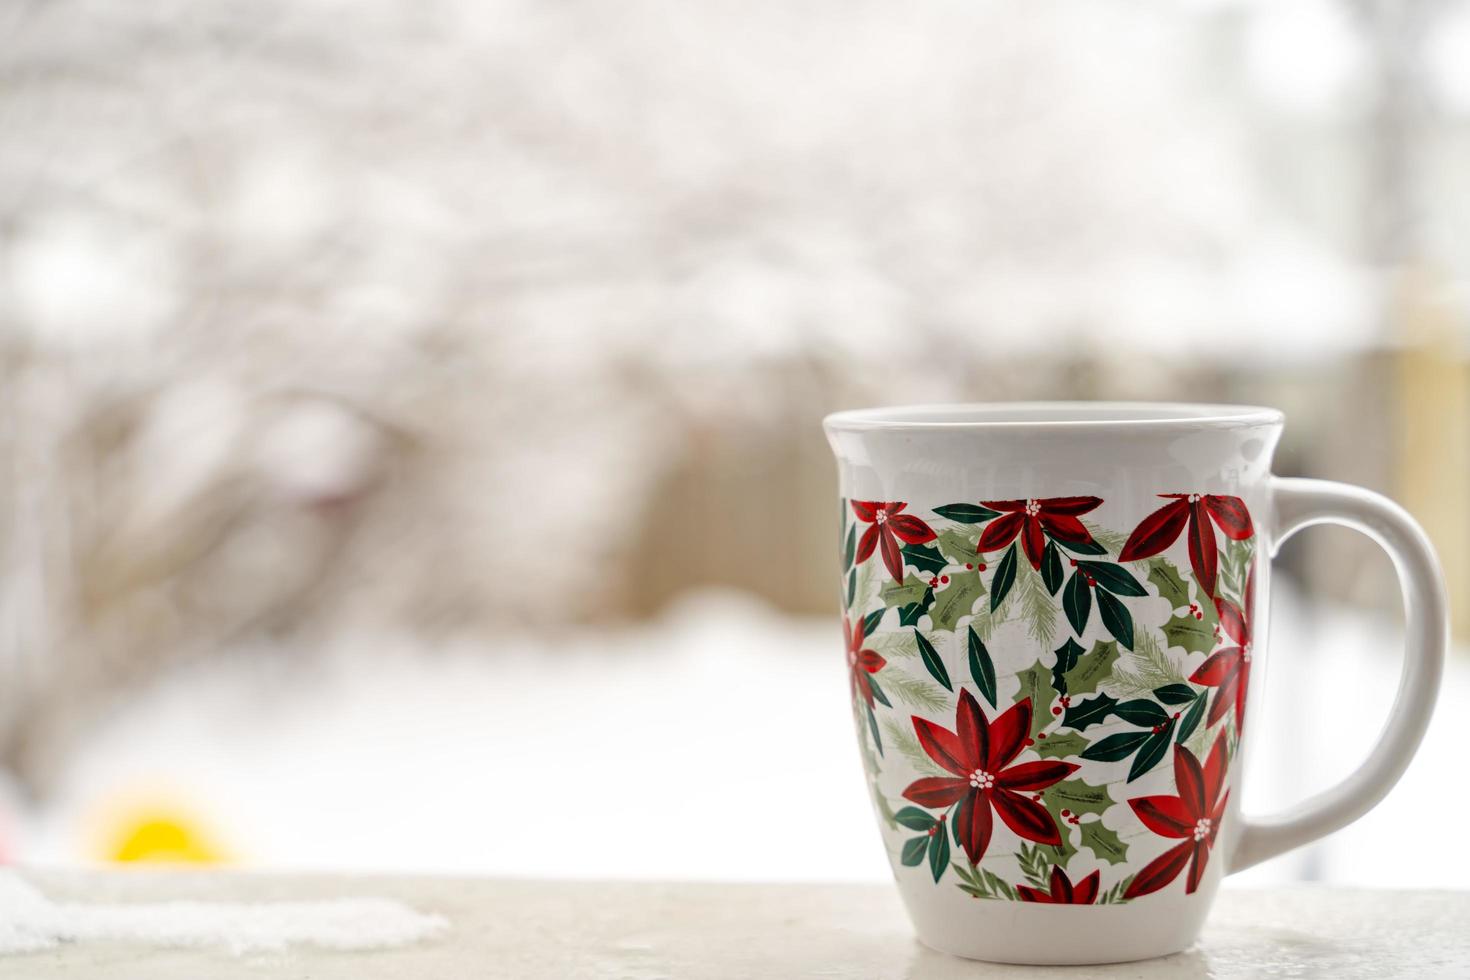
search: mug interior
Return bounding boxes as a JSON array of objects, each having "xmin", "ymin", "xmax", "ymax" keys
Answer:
[{"xmin": 824, "ymin": 402, "xmax": 1284, "ymax": 432}]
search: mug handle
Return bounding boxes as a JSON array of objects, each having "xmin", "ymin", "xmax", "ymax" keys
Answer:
[{"xmin": 1230, "ymin": 477, "xmax": 1449, "ymax": 871}]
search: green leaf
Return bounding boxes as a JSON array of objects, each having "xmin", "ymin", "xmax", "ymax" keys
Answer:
[
  {"xmin": 894, "ymin": 806, "xmax": 937, "ymax": 831},
  {"xmin": 914, "ymin": 630, "xmax": 952, "ymax": 691},
  {"xmin": 1063, "ymin": 569, "xmax": 1091, "ymax": 634},
  {"xmin": 867, "ymin": 674, "xmax": 892, "ymax": 708},
  {"xmin": 1080, "ymin": 821, "xmax": 1129, "ymax": 866},
  {"xmin": 866, "ymin": 705, "xmax": 884, "ymax": 757},
  {"xmin": 936, "ymin": 528, "xmax": 981, "ymax": 566},
  {"xmin": 901, "ymin": 543, "xmax": 947, "ymax": 576},
  {"xmin": 1076, "ymin": 560, "xmax": 1148, "ymax": 597},
  {"xmin": 1148, "ymin": 559, "xmax": 1190, "ymax": 608},
  {"xmin": 897, "ymin": 592, "xmax": 934, "ymax": 627},
  {"xmin": 934, "ymin": 503, "xmax": 1002, "ymax": 524},
  {"xmin": 989, "ymin": 543, "xmax": 1018, "ymax": 612},
  {"xmin": 1161, "ymin": 612, "xmax": 1215, "ymax": 655},
  {"xmin": 1096, "ymin": 589, "xmax": 1135, "ymax": 650},
  {"xmin": 1051, "ymin": 638, "xmax": 1083, "ymax": 696},
  {"xmin": 967, "ymin": 627, "xmax": 997, "ymax": 707},
  {"xmin": 843, "ymin": 523, "xmax": 856, "ymax": 571},
  {"xmin": 928, "ymin": 824, "xmax": 950, "ymax": 882},
  {"xmin": 861, "ymin": 608, "xmax": 884, "ymax": 639},
  {"xmin": 845, "ymin": 568, "xmax": 856, "ymax": 607},
  {"xmin": 1040, "ymin": 540, "xmax": 1064, "ymax": 595},
  {"xmin": 1127, "ymin": 719, "xmax": 1177, "ymax": 782},
  {"xmin": 901, "ymin": 836, "xmax": 929, "ymax": 867},
  {"xmin": 1062, "ymin": 692, "xmax": 1117, "ymax": 731},
  {"xmin": 929, "ymin": 570, "xmax": 985, "ymax": 631},
  {"xmin": 1153, "ymin": 683, "xmax": 1196, "ymax": 705},
  {"xmin": 1177, "ymin": 692, "xmax": 1206, "ymax": 744},
  {"xmin": 1036, "ymin": 730, "xmax": 1088, "ymax": 759},
  {"xmin": 1063, "ymin": 640, "xmax": 1120, "ymax": 696},
  {"xmin": 1059, "ymin": 537, "xmax": 1108, "ymax": 556},
  {"xmin": 1112, "ymin": 699, "xmax": 1169, "ymax": 727},
  {"xmin": 1082, "ymin": 730, "xmax": 1150, "ymax": 762},
  {"xmin": 1012, "ymin": 659, "xmax": 1057, "ymax": 738},
  {"xmin": 1043, "ymin": 778, "xmax": 1113, "ymax": 818},
  {"xmin": 881, "ymin": 578, "xmax": 929, "ymax": 609}
]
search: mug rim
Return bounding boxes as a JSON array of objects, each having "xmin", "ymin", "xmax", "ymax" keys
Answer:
[{"xmin": 823, "ymin": 401, "xmax": 1284, "ymax": 433}]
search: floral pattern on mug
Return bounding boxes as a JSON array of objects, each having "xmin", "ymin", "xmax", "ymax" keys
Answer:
[{"xmin": 839, "ymin": 494, "xmax": 1256, "ymax": 904}]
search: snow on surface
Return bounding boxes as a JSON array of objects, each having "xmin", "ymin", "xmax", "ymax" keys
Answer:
[
  {"xmin": 13, "ymin": 586, "xmax": 1468, "ymax": 888},
  {"xmin": 0, "ymin": 871, "xmax": 446, "ymax": 955}
]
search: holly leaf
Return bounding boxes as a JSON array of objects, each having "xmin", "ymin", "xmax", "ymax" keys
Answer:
[
  {"xmin": 1062, "ymin": 692, "xmax": 1117, "ymax": 731},
  {"xmin": 1162, "ymin": 612, "xmax": 1215, "ymax": 655},
  {"xmin": 897, "ymin": 591, "xmax": 935, "ymax": 627},
  {"xmin": 928, "ymin": 824, "xmax": 950, "ymax": 882},
  {"xmin": 1063, "ymin": 640, "xmax": 1119, "ymax": 696},
  {"xmin": 1096, "ymin": 589, "xmax": 1135, "ymax": 650},
  {"xmin": 1128, "ymin": 719, "xmax": 1177, "ymax": 782},
  {"xmin": 989, "ymin": 543, "xmax": 1018, "ymax": 612},
  {"xmin": 1076, "ymin": 561, "xmax": 1148, "ymax": 597},
  {"xmin": 1043, "ymin": 778, "xmax": 1113, "ymax": 818},
  {"xmin": 1051, "ymin": 638, "xmax": 1084, "ymax": 696},
  {"xmin": 901, "ymin": 836, "xmax": 928, "ymax": 867},
  {"xmin": 913, "ymin": 629, "xmax": 952, "ymax": 691},
  {"xmin": 929, "ymin": 570, "xmax": 985, "ymax": 631},
  {"xmin": 1036, "ymin": 730, "xmax": 1088, "ymax": 759},
  {"xmin": 1081, "ymin": 730, "xmax": 1150, "ymax": 762},
  {"xmin": 880, "ymin": 578, "xmax": 929, "ymax": 610},
  {"xmin": 1063, "ymin": 569, "xmax": 1091, "ymax": 634},
  {"xmin": 967, "ymin": 627, "xmax": 997, "ymax": 707},
  {"xmin": 1041, "ymin": 540, "xmax": 1064, "ymax": 595},
  {"xmin": 902, "ymin": 543, "xmax": 947, "ymax": 576},
  {"xmin": 894, "ymin": 806, "xmax": 937, "ymax": 831},
  {"xmin": 934, "ymin": 503, "xmax": 1001, "ymax": 524},
  {"xmin": 936, "ymin": 529, "xmax": 981, "ymax": 566},
  {"xmin": 1148, "ymin": 559, "xmax": 1190, "ymax": 608},
  {"xmin": 1013, "ymin": 659, "xmax": 1057, "ymax": 738},
  {"xmin": 1080, "ymin": 821, "xmax": 1129, "ymax": 866}
]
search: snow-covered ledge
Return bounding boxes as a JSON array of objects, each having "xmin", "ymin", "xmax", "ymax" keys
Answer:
[{"xmin": 2, "ymin": 871, "xmax": 1465, "ymax": 978}]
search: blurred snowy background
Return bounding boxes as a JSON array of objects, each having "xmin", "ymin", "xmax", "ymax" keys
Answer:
[{"xmin": 0, "ymin": 0, "xmax": 1467, "ymax": 886}]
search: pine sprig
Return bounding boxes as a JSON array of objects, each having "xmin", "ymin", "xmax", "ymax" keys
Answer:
[
  {"xmin": 880, "ymin": 671, "xmax": 950, "ymax": 712},
  {"xmin": 1098, "ymin": 876, "xmax": 1135, "ymax": 904},
  {"xmin": 1019, "ymin": 567, "xmax": 1058, "ymax": 646},
  {"xmin": 1081, "ymin": 520, "xmax": 1128, "ymax": 558},
  {"xmin": 951, "ymin": 861, "xmax": 1017, "ymax": 901},
  {"xmin": 1109, "ymin": 629, "xmax": 1185, "ymax": 696},
  {"xmin": 883, "ymin": 718, "xmax": 946, "ymax": 777},
  {"xmin": 1016, "ymin": 842, "xmax": 1052, "ymax": 888}
]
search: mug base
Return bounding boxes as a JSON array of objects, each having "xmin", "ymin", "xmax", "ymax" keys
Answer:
[{"xmin": 915, "ymin": 931, "xmax": 1194, "ymax": 966}]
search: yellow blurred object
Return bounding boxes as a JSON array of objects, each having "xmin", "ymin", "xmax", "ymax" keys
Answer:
[{"xmin": 108, "ymin": 812, "xmax": 225, "ymax": 865}]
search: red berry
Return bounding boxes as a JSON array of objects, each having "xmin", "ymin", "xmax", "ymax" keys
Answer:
[
  {"xmin": 929, "ymin": 578, "xmax": 937, "ymax": 587},
  {"xmin": 941, "ymin": 575, "xmax": 950, "ymax": 584},
  {"xmin": 1069, "ymin": 559, "xmax": 1077, "ymax": 566},
  {"xmin": 1061, "ymin": 809, "xmax": 1071, "ymax": 817},
  {"xmin": 1024, "ymin": 737, "xmax": 1034, "ymax": 746},
  {"xmin": 966, "ymin": 563, "xmax": 973, "ymax": 570},
  {"xmin": 1051, "ymin": 706, "xmax": 1062, "ymax": 715},
  {"xmin": 978, "ymin": 563, "xmax": 987, "ymax": 572},
  {"xmin": 1038, "ymin": 732, "xmax": 1047, "ymax": 739}
]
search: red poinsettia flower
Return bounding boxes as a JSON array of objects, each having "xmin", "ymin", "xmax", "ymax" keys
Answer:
[
  {"xmin": 1016, "ymin": 865, "xmax": 1101, "ymax": 904},
  {"xmin": 1190, "ymin": 565, "xmax": 1255, "ymax": 732},
  {"xmin": 976, "ymin": 497, "xmax": 1102, "ymax": 569},
  {"xmin": 902, "ymin": 690, "xmax": 1078, "ymax": 865},
  {"xmin": 1118, "ymin": 493, "xmax": 1253, "ymax": 597},
  {"xmin": 844, "ymin": 614, "xmax": 886, "ymax": 709},
  {"xmin": 851, "ymin": 501, "xmax": 937, "ymax": 584},
  {"xmin": 1123, "ymin": 736, "xmax": 1230, "ymax": 899}
]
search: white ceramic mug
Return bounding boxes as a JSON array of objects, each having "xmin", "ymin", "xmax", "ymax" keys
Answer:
[{"xmin": 823, "ymin": 403, "xmax": 1446, "ymax": 965}]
